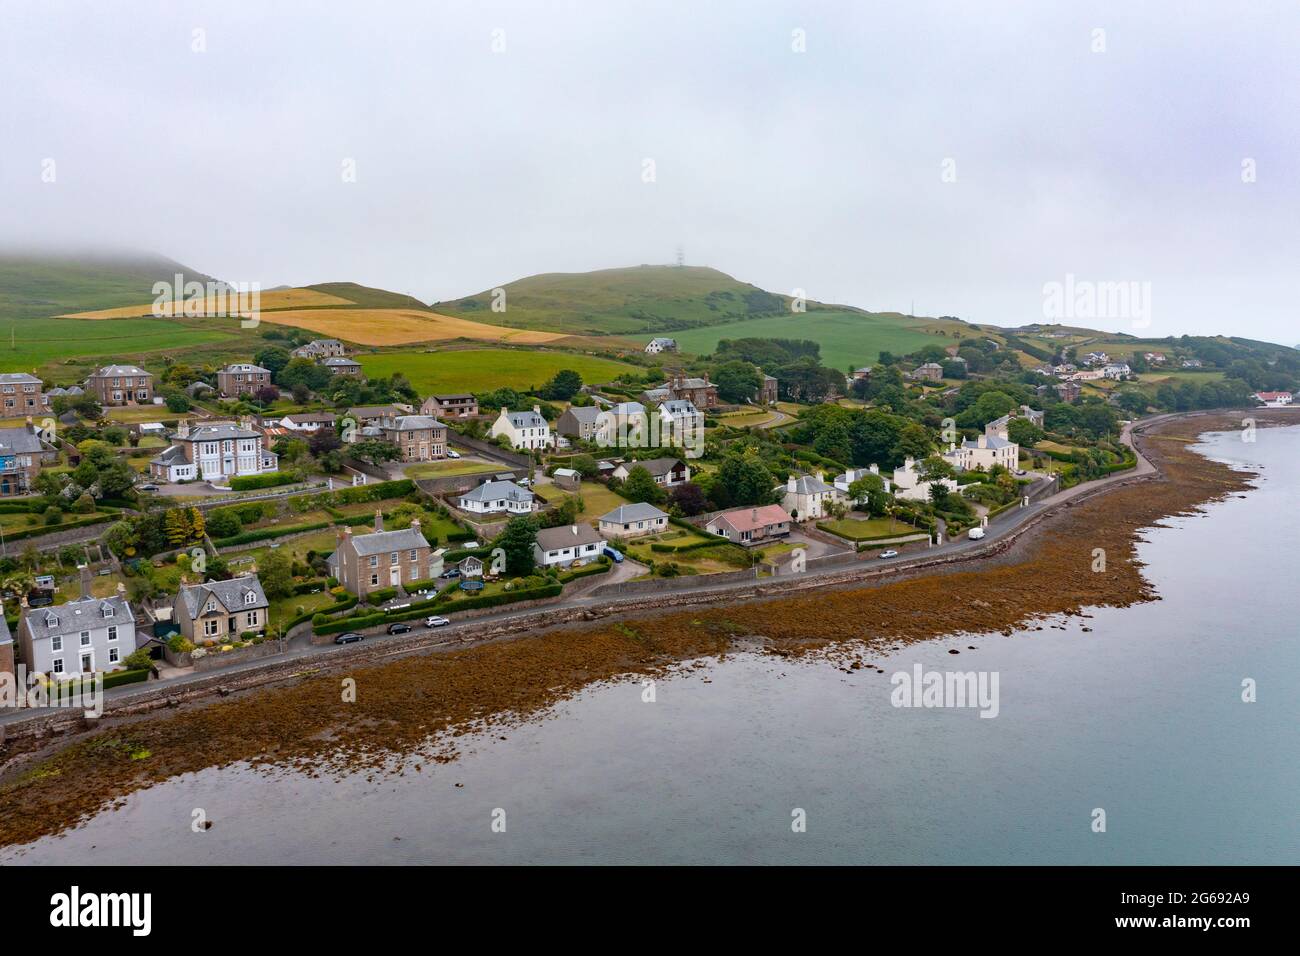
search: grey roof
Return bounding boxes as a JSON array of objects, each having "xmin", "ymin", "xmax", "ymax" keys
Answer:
[
  {"xmin": 0, "ymin": 426, "xmax": 45, "ymax": 455},
  {"xmin": 600, "ymin": 502, "xmax": 669, "ymax": 524},
  {"xmin": 665, "ymin": 377, "xmax": 712, "ymax": 390},
  {"xmin": 641, "ymin": 388, "xmax": 673, "ymax": 403},
  {"xmin": 659, "ymin": 399, "xmax": 699, "ymax": 416},
  {"xmin": 562, "ymin": 406, "xmax": 602, "ymax": 425},
  {"xmin": 178, "ymin": 576, "xmax": 269, "ymax": 619},
  {"xmin": 621, "ymin": 457, "xmax": 682, "ymax": 477},
  {"xmin": 459, "ymin": 479, "xmax": 533, "ymax": 504},
  {"xmin": 184, "ymin": 422, "xmax": 261, "ymax": 441},
  {"xmin": 536, "ymin": 524, "xmax": 605, "ymax": 551},
  {"xmin": 385, "ymin": 415, "xmax": 444, "ymax": 432},
  {"xmin": 324, "ymin": 356, "xmax": 361, "ymax": 366},
  {"xmin": 648, "ymin": 337, "xmax": 677, "ymax": 346},
  {"xmin": 784, "ymin": 474, "xmax": 833, "ymax": 494},
  {"xmin": 431, "ymin": 393, "xmax": 474, "ymax": 401},
  {"xmin": 286, "ymin": 412, "xmax": 336, "ymax": 424},
  {"xmin": 150, "ymin": 444, "xmax": 188, "ymax": 465},
  {"xmin": 220, "ymin": 363, "xmax": 271, "ymax": 375},
  {"xmin": 0, "ymin": 373, "xmax": 41, "ymax": 385},
  {"xmin": 24, "ymin": 594, "xmax": 135, "ymax": 641},
  {"xmin": 964, "ymin": 434, "xmax": 1015, "ymax": 449},
  {"xmin": 347, "ymin": 405, "xmax": 403, "ymax": 419},
  {"xmin": 609, "ymin": 402, "xmax": 646, "ymax": 417},
  {"xmin": 0, "ymin": 613, "xmax": 11, "ymax": 646},
  {"xmin": 347, "ymin": 526, "xmax": 431, "ymax": 557},
  {"xmin": 92, "ymin": 364, "xmax": 151, "ymax": 377},
  {"xmin": 502, "ymin": 408, "xmax": 547, "ymax": 428}
]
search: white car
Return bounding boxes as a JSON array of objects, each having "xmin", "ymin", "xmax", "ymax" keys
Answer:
[
  {"xmin": 967, "ymin": 527, "xmax": 986, "ymax": 540},
  {"xmin": 447, "ymin": 449, "xmax": 461, "ymax": 459},
  {"xmin": 878, "ymin": 549, "xmax": 899, "ymax": 559},
  {"xmin": 425, "ymin": 616, "xmax": 451, "ymax": 628}
]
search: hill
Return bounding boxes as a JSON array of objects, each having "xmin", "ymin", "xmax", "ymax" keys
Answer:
[
  {"xmin": 302, "ymin": 281, "xmax": 434, "ymax": 312},
  {"xmin": 0, "ymin": 250, "xmax": 222, "ymax": 321}
]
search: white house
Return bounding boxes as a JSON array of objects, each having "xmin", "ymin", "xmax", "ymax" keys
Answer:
[
  {"xmin": 951, "ymin": 433, "xmax": 1019, "ymax": 472},
  {"xmin": 1252, "ymin": 391, "xmax": 1294, "ymax": 407},
  {"xmin": 597, "ymin": 502, "xmax": 669, "ymax": 538},
  {"xmin": 457, "ymin": 479, "xmax": 535, "ymax": 515},
  {"xmin": 612, "ymin": 457, "xmax": 689, "ymax": 487},
  {"xmin": 534, "ymin": 523, "xmax": 606, "ymax": 567},
  {"xmin": 18, "ymin": 580, "xmax": 140, "ymax": 678},
  {"xmin": 777, "ymin": 472, "xmax": 836, "ymax": 521},
  {"xmin": 891, "ymin": 457, "xmax": 960, "ymax": 502},
  {"xmin": 645, "ymin": 337, "xmax": 678, "ymax": 354},
  {"xmin": 1101, "ymin": 363, "xmax": 1131, "ymax": 380},
  {"xmin": 490, "ymin": 406, "xmax": 552, "ymax": 450},
  {"xmin": 149, "ymin": 420, "xmax": 278, "ymax": 483},
  {"xmin": 657, "ymin": 399, "xmax": 704, "ymax": 457},
  {"xmin": 834, "ymin": 465, "xmax": 889, "ymax": 502}
]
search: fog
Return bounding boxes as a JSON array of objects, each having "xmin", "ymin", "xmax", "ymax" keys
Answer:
[{"xmin": 3, "ymin": 0, "xmax": 1297, "ymax": 340}]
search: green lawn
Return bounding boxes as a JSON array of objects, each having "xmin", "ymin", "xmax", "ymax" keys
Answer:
[
  {"xmin": 671, "ymin": 309, "xmax": 940, "ymax": 369},
  {"xmin": 404, "ymin": 458, "xmax": 499, "ymax": 478},
  {"xmin": 0, "ymin": 317, "xmax": 236, "ymax": 377},
  {"xmin": 819, "ymin": 516, "xmax": 918, "ymax": 541},
  {"xmin": 357, "ymin": 348, "xmax": 635, "ymax": 393}
]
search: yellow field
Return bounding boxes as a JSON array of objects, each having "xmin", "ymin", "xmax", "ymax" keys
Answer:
[
  {"xmin": 61, "ymin": 287, "xmax": 355, "ymax": 319},
  {"xmin": 250, "ymin": 308, "xmax": 566, "ymax": 346}
]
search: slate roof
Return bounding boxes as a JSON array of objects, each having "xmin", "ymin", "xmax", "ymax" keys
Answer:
[
  {"xmin": 92, "ymin": 364, "xmax": 151, "ymax": 377},
  {"xmin": 347, "ymin": 526, "xmax": 431, "ymax": 557},
  {"xmin": 184, "ymin": 422, "xmax": 261, "ymax": 441},
  {"xmin": 220, "ymin": 363, "xmax": 271, "ymax": 374},
  {"xmin": 502, "ymin": 409, "xmax": 547, "ymax": 429},
  {"xmin": 784, "ymin": 474, "xmax": 833, "ymax": 494},
  {"xmin": 599, "ymin": 503, "xmax": 669, "ymax": 524},
  {"xmin": 384, "ymin": 415, "xmax": 444, "ymax": 432},
  {"xmin": 178, "ymin": 576, "xmax": 269, "ymax": 619},
  {"xmin": 0, "ymin": 373, "xmax": 41, "ymax": 385},
  {"xmin": 622, "ymin": 457, "xmax": 682, "ymax": 477},
  {"xmin": 459, "ymin": 480, "xmax": 533, "ymax": 504},
  {"xmin": 25, "ymin": 595, "xmax": 135, "ymax": 641},
  {"xmin": 0, "ymin": 427, "xmax": 45, "ymax": 455},
  {"xmin": 658, "ymin": 399, "xmax": 699, "ymax": 417},
  {"xmin": 535, "ymin": 524, "xmax": 605, "ymax": 551},
  {"xmin": 562, "ymin": 406, "xmax": 603, "ymax": 425}
]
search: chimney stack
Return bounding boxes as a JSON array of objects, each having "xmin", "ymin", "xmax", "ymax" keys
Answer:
[
  {"xmin": 78, "ymin": 564, "xmax": 91, "ymax": 600},
  {"xmin": 786, "ymin": 475, "xmax": 797, "ymax": 493},
  {"xmin": 116, "ymin": 582, "xmax": 126, "ymax": 598},
  {"xmin": 571, "ymin": 524, "xmax": 578, "ymax": 536},
  {"xmin": 374, "ymin": 509, "xmax": 383, "ymax": 532},
  {"xmin": 532, "ymin": 405, "xmax": 541, "ymax": 415}
]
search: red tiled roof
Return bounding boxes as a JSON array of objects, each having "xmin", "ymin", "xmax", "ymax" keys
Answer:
[{"xmin": 711, "ymin": 504, "xmax": 792, "ymax": 534}]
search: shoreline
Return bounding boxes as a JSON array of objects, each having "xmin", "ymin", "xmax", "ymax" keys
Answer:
[{"xmin": 0, "ymin": 410, "xmax": 1280, "ymax": 850}]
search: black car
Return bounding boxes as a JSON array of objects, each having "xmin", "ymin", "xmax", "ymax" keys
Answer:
[
  {"xmin": 333, "ymin": 631, "xmax": 365, "ymax": 645},
  {"xmin": 386, "ymin": 622, "xmax": 413, "ymax": 635},
  {"xmin": 440, "ymin": 567, "xmax": 462, "ymax": 579}
]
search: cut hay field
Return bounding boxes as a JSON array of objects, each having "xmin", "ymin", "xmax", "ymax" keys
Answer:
[
  {"xmin": 358, "ymin": 348, "xmax": 635, "ymax": 393},
  {"xmin": 61, "ymin": 287, "xmax": 355, "ymax": 319},
  {"xmin": 251, "ymin": 308, "xmax": 566, "ymax": 346},
  {"xmin": 0, "ymin": 317, "xmax": 238, "ymax": 374},
  {"xmin": 671, "ymin": 309, "xmax": 947, "ymax": 369}
]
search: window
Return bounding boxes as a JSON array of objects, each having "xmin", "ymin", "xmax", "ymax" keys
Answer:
[
  {"xmin": 390, "ymin": 552, "xmax": 399, "ymax": 566},
  {"xmin": 369, "ymin": 574, "xmax": 379, "ymax": 586},
  {"xmin": 369, "ymin": 555, "xmax": 378, "ymax": 568},
  {"xmin": 109, "ymin": 647, "xmax": 119, "ymax": 663},
  {"xmin": 245, "ymin": 591, "xmax": 257, "ymax": 605},
  {"xmin": 408, "ymin": 549, "xmax": 418, "ymax": 562},
  {"xmin": 246, "ymin": 611, "xmax": 258, "ymax": 627},
  {"xmin": 107, "ymin": 625, "xmax": 118, "ymax": 641},
  {"xmin": 80, "ymin": 631, "xmax": 91, "ymax": 647},
  {"xmin": 52, "ymin": 658, "xmax": 64, "ymax": 674},
  {"xmin": 204, "ymin": 619, "xmax": 219, "ymax": 637},
  {"xmin": 51, "ymin": 634, "xmax": 62, "ymax": 652}
]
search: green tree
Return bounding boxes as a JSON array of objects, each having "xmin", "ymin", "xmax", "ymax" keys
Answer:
[
  {"xmin": 715, "ymin": 450, "xmax": 775, "ymax": 507},
  {"xmin": 259, "ymin": 549, "xmax": 294, "ymax": 599},
  {"xmin": 541, "ymin": 369, "xmax": 583, "ymax": 401},
  {"xmin": 495, "ymin": 515, "xmax": 539, "ymax": 576},
  {"xmin": 351, "ymin": 440, "xmax": 401, "ymax": 466},
  {"xmin": 713, "ymin": 360, "xmax": 762, "ymax": 404},
  {"xmin": 620, "ymin": 465, "xmax": 666, "ymax": 505}
]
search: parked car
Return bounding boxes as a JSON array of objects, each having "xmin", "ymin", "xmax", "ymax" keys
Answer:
[
  {"xmin": 138, "ymin": 483, "xmax": 159, "ymax": 492},
  {"xmin": 967, "ymin": 527, "xmax": 986, "ymax": 540},
  {"xmin": 386, "ymin": 622, "xmax": 413, "ymax": 635},
  {"xmin": 440, "ymin": 567, "xmax": 462, "ymax": 579},
  {"xmin": 334, "ymin": 631, "xmax": 365, "ymax": 645},
  {"xmin": 878, "ymin": 550, "xmax": 899, "ymax": 559},
  {"xmin": 446, "ymin": 449, "xmax": 461, "ymax": 459},
  {"xmin": 425, "ymin": 616, "xmax": 450, "ymax": 628},
  {"xmin": 603, "ymin": 546, "xmax": 624, "ymax": 563},
  {"xmin": 1014, "ymin": 469, "xmax": 1028, "ymax": 477},
  {"xmin": 518, "ymin": 477, "xmax": 531, "ymax": 486}
]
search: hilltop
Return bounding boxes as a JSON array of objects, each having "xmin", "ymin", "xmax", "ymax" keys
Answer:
[{"xmin": 0, "ymin": 250, "xmax": 219, "ymax": 321}]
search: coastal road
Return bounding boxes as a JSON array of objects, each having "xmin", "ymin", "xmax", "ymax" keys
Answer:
[{"xmin": 0, "ymin": 417, "xmax": 1163, "ymax": 725}]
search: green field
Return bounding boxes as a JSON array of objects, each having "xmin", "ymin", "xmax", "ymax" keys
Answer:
[
  {"xmin": 0, "ymin": 316, "xmax": 237, "ymax": 377},
  {"xmin": 671, "ymin": 309, "xmax": 942, "ymax": 369},
  {"xmin": 0, "ymin": 251, "xmax": 218, "ymax": 321},
  {"xmin": 357, "ymin": 348, "xmax": 635, "ymax": 393}
]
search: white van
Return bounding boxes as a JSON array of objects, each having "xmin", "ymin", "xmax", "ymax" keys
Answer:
[{"xmin": 968, "ymin": 526, "xmax": 986, "ymax": 540}]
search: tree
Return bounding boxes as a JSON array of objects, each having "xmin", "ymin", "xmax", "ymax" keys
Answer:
[
  {"xmin": 495, "ymin": 515, "xmax": 539, "ymax": 576},
  {"xmin": 569, "ymin": 454, "xmax": 599, "ymax": 479},
  {"xmin": 254, "ymin": 345, "xmax": 292, "ymax": 379},
  {"xmin": 714, "ymin": 450, "xmax": 775, "ymax": 507},
  {"xmin": 714, "ymin": 360, "xmax": 762, "ymax": 404},
  {"xmin": 1006, "ymin": 418, "xmax": 1045, "ymax": 447},
  {"xmin": 259, "ymin": 549, "xmax": 294, "ymax": 599},
  {"xmin": 847, "ymin": 473, "xmax": 888, "ymax": 514},
  {"xmin": 620, "ymin": 465, "xmax": 665, "ymax": 505},
  {"xmin": 813, "ymin": 420, "xmax": 852, "ymax": 464},
  {"xmin": 893, "ymin": 422, "xmax": 933, "ymax": 461},
  {"xmin": 668, "ymin": 481, "xmax": 708, "ymax": 516},
  {"xmin": 540, "ymin": 369, "xmax": 583, "ymax": 401},
  {"xmin": 351, "ymin": 440, "xmax": 401, "ymax": 466},
  {"xmin": 164, "ymin": 508, "xmax": 193, "ymax": 546},
  {"xmin": 254, "ymin": 385, "xmax": 280, "ymax": 405},
  {"xmin": 164, "ymin": 392, "xmax": 192, "ymax": 413}
]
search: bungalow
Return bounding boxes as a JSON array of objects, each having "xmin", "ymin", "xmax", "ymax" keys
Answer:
[
  {"xmin": 173, "ymin": 575, "xmax": 269, "ymax": 643},
  {"xmin": 280, "ymin": 412, "xmax": 336, "ymax": 432},
  {"xmin": 597, "ymin": 502, "xmax": 670, "ymax": 538},
  {"xmin": 457, "ymin": 479, "xmax": 535, "ymax": 515},
  {"xmin": 777, "ymin": 472, "xmax": 835, "ymax": 521},
  {"xmin": 489, "ymin": 406, "xmax": 552, "ymax": 451},
  {"xmin": 706, "ymin": 504, "xmax": 792, "ymax": 546},
  {"xmin": 534, "ymin": 523, "xmax": 606, "ymax": 567},
  {"xmin": 613, "ymin": 456, "xmax": 689, "ymax": 487},
  {"xmin": 1253, "ymin": 391, "xmax": 1294, "ymax": 407}
]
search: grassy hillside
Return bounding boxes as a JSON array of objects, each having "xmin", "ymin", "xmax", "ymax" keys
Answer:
[
  {"xmin": 357, "ymin": 348, "xmax": 635, "ymax": 393},
  {"xmin": 434, "ymin": 265, "xmax": 792, "ymax": 336},
  {"xmin": 304, "ymin": 281, "xmax": 433, "ymax": 311},
  {"xmin": 0, "ymin": 251, "xmax": 218, "ymax": 321},
  {"xmin": 0, "ymin": 316, "xmax": 239, "ymax": 380}
]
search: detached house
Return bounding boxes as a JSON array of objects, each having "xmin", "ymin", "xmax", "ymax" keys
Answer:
[
  {"xmin": 951, "ymin": 433, "xmax": 1019, "ymax": 473},
  {"xmin": 86, "ymin": 364, "xmax": 154, "ymax": 406},
  {"xmin": 421, "ymin": 394, "xmax": 478, "ymax": 419},
  {"xmin": 379, "ymin": 415, "xmax": 448, "ymax": 462},
  {"xmin": 291, "ymin": 339, "xmax": 346, "ymax": 360},
  {"xmin": 149, "ymin": 420, "xmax": 278, "ymax": 483},
  {"xmin": 490, "ymin": 406, "xmax": 552, "ymax": 450},
  {"xmin": 457, "ymin": 479, "xmax": 535, "ymax": 515},
  {"xmin": 323, "ymin": 356, "xmax": 363, "ymax": 376},
  {"xmin": 328, "ymin": 514, "xmax": 439, "ymax": 599},
  {"xmin": 645, "ymin": 337, "xmax": 678, "ymax": 354},
  {"xmin": 778, "ymin": 472, "xmax": 835, "ymax": 521},
  {"xmin": 534, "ymin": 524, "xmax": 606, "ymax": 567},
  {"xmin": 909, "ymin": 363, "xmax": 944, "ymax": 383},
  {"xmin": 556, "ymin": 405, "xmax": 604, "ymax": 444},
  {"xmin": 612, "ymin": 457, "xmax": 689, "ymax": 487},
  {"xmin": 174, "ymin": 575, "xmax": 269, "ymax": 643},
  {"xmin": 656, "ymin": 399, "xmax": 704, "ymax": 457},
  {"xmin": 0, "ymin": 373, "xmax": 43, "ymax": 414},
  {"xmin": 597, "ymin": 502, "xmax": 669, "ymax": 538},
  {"xmin": 217, "ymin": 363, "xmax": 273, "ymax": 398},
  {"xmin": 707, "ymin": 504, "xmax": 792, "ymax": 546},
  {"xmin": 19, "ymin": 578, "xmax": 140, "ymax": 677}
]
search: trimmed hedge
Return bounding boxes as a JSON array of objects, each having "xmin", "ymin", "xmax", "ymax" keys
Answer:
[
  {"xmin": 817, "ymin": 520, "xmax": 925, "ymax": 543},
  {"xmin": 558, "ymin": 561, "xmax": 612, "ymax": 583},
  {"xmin": 213, "ymin": 520, "xmax": 333, "ymax": 548},
  {"xmin": 229, "ymin": 472, "xmax": 299, "ymax": 491},
  {"xmin": 4, "ymin": 513, "xmax": 114, "ymax": 542},
  {"xmin": 103, "ymin": 668, "xmax": 149, "ymax": 690},
  {"xmin": 312, "ymin": 583, "xmax": 563, "ymax": 633}
]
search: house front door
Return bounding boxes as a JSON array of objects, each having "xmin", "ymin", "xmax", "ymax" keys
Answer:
[
  {"xmin": 80, "ymin": 653, "xmax": 93, "ymax": 673},
  {"xmin": 390, "ymin": 566, "xmax": 400, "ymax": 586}
]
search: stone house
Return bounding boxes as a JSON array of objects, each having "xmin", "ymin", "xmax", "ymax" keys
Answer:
[
  {"xmin": 328, "ymin": 514, "xmax": 439, "ymax": 599},
  {"xmin": 174, "ymin": 575, "xmax": 269, "ymax": 643}
]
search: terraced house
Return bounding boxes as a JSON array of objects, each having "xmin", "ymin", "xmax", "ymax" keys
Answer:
[
  {"xmin": 149, "ymin": 419, "xmax": 279, "ymax": 482},
  {"xmin": 329, "ymin": 514, "xmax": 439, "ymax": 599},
  {"xmin": 173, "ymin": 575, "xmax": 269, "ymax": 643},
  {"xmin": 379, "ymin": 414, "xmax": 447, "ymax": 462},
  {"xmin": 0, "ymin": 373, "xmax": 43, "ymax": 414},
  {"xmin": 217, "ymin": 363, "xmax": 273, "ymax": 398},
  {"xmin": 18, "ymin": 580, "xmax": 139, "ymax": 677},
  {"xmin": 85, "ymin": 364, "xmax": 153, "ymax": 406}
]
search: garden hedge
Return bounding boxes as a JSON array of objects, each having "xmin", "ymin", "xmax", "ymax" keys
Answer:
[
  {"xmin": 229, "ymin": 472, "xmax": 300, "ymax": 491},
  {"xmin": 103, "ymin": 668, "xmax": 149, "ymax": 690}
]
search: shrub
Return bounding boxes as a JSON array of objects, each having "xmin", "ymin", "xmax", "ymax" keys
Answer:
[
  {"xmin": 228, "ymin": 472, "xmax": 300, "ymax": 491},
  {"xmin": 103, "ymin": 668, "xmax": 149, "ymax": 689}
]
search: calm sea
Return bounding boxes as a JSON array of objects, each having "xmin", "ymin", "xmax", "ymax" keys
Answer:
[{"xmin": 6, "ymin": 426, "xmax": 1298, "ymax": 865}]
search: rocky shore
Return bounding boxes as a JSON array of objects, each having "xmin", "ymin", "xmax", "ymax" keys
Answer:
[{"xmin": 0, "ymin": 411, "xmax": 1274, "ymax": 849}]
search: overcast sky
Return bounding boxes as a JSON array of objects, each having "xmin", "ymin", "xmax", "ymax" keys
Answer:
[{"xmin": 3, "ymin": 1, "xmax": 1298, "ymax": 342}]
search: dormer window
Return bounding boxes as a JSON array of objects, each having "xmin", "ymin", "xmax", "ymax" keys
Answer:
[
  {"xmin": 244, "ymin": 591, "xmax": 256, "ymax": 605},
  {"xmin": 101, "ymin": 604, "xmax": 113, "ymax": 618},
  {"xmin": 44, "ymin": 613, "xmax": 59, "ymax": 629},
  {"xmin": 206, "ymin": 599, "xmax": 216, "ymax": 612}
]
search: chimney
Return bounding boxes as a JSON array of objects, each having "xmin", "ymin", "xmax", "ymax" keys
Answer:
[
  {"xmin": 815, "ymin": 470, "xmax": 824, "ymax": 483},
  {"xmin": 374, "ymin": 509, "xmax": 384, "ymax": 532},
  {"xmin": 411, "ymin": 517, "xmax": 421, "ymax": 531},
  {"xmin": 786, "ymin": 475, "xmax": 797, "ymax": 493},
  {"xmin": 751, "ymin": 508, "xmax": 758, "ymax": 523},
  {"xmin": 869, "ymin": 464, "xmax": 879, "ymax": 475},
  {"xmin": 904, "ymin": 456, "xmax": 914, "ymax": 470},
  {"xmin": 177, "ymin": 419, "xmax": 189, "ymax": 439},
  {"xmin": 78, "ymin": 565, "xmax": 91, "ymax": 599},
  {"xmin": 116, "ymin": 582, "xmax": 126, "ymax": 598},
  {"xmin": 532, "ymin": 405, "xmax": 540, "ymax": 415},
  {"xmin": 571, "ymin": 524, "xmax": 578, "ymax": 536}
]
